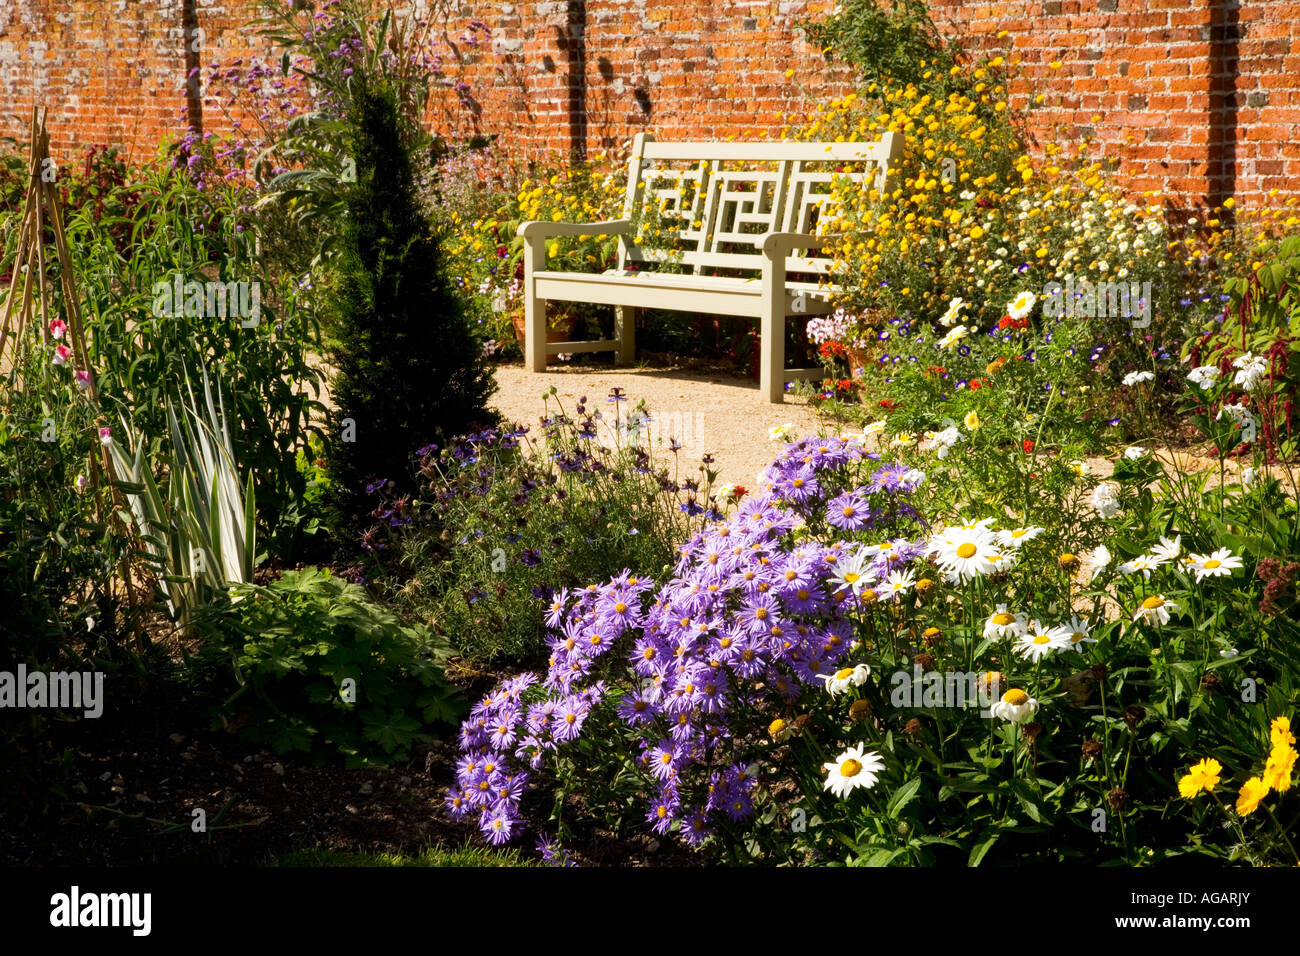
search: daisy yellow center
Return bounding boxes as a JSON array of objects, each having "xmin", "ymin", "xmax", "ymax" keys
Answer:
[
  {"xmin": 633, "ymin": 700, "xmax": 647, "ymax": 711},
  {"xmin": 797, "ymin": 589, "xmax": 811, "ymax": 600},
  {"xmin": 643, "ymin": 648, "xmax": 656, "ymax": 660},
  {"xmin": 769, "ymin": 718, "xmax": 787, "ymax": 734},
  {"xmin": 842, "ymin": 506, "xmax": 855, "ymax": 517},
  {"xmin": 657, "ymin": 805, "xmax": 667, "ymax": 819},
  {"xmin": 785, "ymin": 570, "xmax": 797, "ymax": 581},
  {"xmin": 1033, "ymin": 635, "xmax": 1051, "ymax": 644},
  {"xmin": 993, "ymin": 612, "xmax": 1014, "ymax": 626},
  {"xmin": 590, "ymin": 634, "xmax": 602, "ymax": 645},
  {"xmin": 793, "ymin": 478, "xmax": 804, "ymax": 488},
  {"xmin": 956, "ymin": 543, "xmax": 977, "ymax": 559},
  {"xmin": 719, "ymin": 637, "xmax": 732, "ymax": 649},
  {"xmin": 1003, "ymin": 689, "xmax": 1029, "ymax": 705},
  {"xmin": 844, "ymin": 571, "xmax": 860, "ymax": 583},
  {"xmin": 565, "ymin": 713, "xmax": 577, "ymax": 724},
  {"xmin": 661, "ymin": 752, "xmax": 672, "ymax": 765},
  {"xmin": 1204, "ymin": 559, "xmax": 1221, "ymax": 569},
  {"xmin": 834, "ymin": 667, "xmax": 855, "ymax": 680},
  {"xmin": 840, "ymin": 758, "xmax": 863, "ymax": 778},
  {"xmin": 564, "ymin": 638, "xmax": 575, "ymax": 650},
  {"xmin": 742, "ymin": 649, "xmax": 755, "ymax": 661},
  {"xmin": 754, "ymin": 608, "xmax": 768, "ymax": 620},
  {"xmin": 1071, "ymin": 632, "xmax": 1085, "ymax": 642},
  {"xmin": 615, "ymin": 602, "xmax": 628, "ymax": 612},
  {"xmin": 1141, "ymin": 596, "xmax": 1165, "ymax": 610}
]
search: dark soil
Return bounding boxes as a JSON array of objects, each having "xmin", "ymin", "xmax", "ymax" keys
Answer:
[{"xmin": 0, "ymin": 665, "xmax": 703, "ymax": 868}]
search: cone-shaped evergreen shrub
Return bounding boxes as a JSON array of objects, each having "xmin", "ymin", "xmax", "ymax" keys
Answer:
[{"xmin": 325, "ymin": 79, "xmax": 496, "ymax": 532}]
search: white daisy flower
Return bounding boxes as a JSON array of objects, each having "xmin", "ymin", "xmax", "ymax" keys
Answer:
[
  {"xmin": 881, "ymin": 569, "xmax": 916, "ymax": 599},
  {"xmin": 1063, "ymin": 616, "xmax": 1096, "ymax": 649},
  {"xmin": 819, "ymin": 663, "xmax": 872, "ymax": 696},
  {"xmin": 1149, "ymin": 534, "xmax": 1182, "ymax": 564},
  {"xmin": 863, "ymin": 419, "xmax": 887, "ymax": 437},
  {"xmin": 939, "ymin": 325, "xmax": 969, "ymax": 349},
  {"xmin": 933, "ymin": 529, "xmax": 1001, "ymax": 583},
  {"xmin": 827, "ymin": 551, "xmax": 874, "ymax": 595},
  {"xmin": 990, "ymin": 688, "xmax": 1039, "ymax": 724},
  {"xmin": 768, "ymin": 423, "xmax": 795, "ymax": 442},
  {"xmin": 983, "ymin": 604, "xmax": 1029, "ymax": 641},
  {"xmin": 1188, "ymin": 548, "xmax": 1243, "ymax": 582},
  {"xmin": 1123, "ymin": 445, "xmax": 1148, "ymax": 460},
  {"xmin": 1006, "ymin": 290, "xmax": 1037, "ymax": 320},
  {"xmin": 822, "ymin": 745, "xmax": 885, "ymax": 799},
  {"xmin": 996, "ymin": 526, "xmax": 1044, "ymax": 549},
  {"xmin": 940, "ymin": 296, "xmax": 966, "ymax": 327},
  {"xmin": 1133, "ymin": 594, "xmax": 1178, "ymax": 626},
  {"xmin": 1015, "ymin": 621, "xmax": 1072, "ymax": 661}
]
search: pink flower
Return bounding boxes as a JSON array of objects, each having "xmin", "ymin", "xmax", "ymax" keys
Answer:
[
  {"xmin": 49, "ymin": 318, "xmax": 68, "ymax": 340},
  {"xmin": 74, "ymin": 474, "xmax": 89, "ymax": 492},
  {"xmin": 75, "ymin": 370, "xmax": 92, "ymax": 390},
  {"xmin": 53, "ymin": 344, "xmax": 72, "ymax": 366},
  {"xmin": 99, "ymin": 426, "xmax": 113, "ymax": 446}
]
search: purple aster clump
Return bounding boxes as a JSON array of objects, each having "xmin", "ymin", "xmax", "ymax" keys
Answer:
[{"xmin": 446, "ymin": 437, "xmax": 929, "ymax": 849}]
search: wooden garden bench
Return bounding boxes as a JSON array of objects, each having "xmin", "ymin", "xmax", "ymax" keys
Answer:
[{"xmin": 517, "ymin": 130, "xmax": 903, "ymax": 402}]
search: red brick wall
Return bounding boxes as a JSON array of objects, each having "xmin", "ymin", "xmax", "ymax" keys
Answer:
[{"xmin": 2, "ymin": 1, "xmax": 1298, "ymax": 209}]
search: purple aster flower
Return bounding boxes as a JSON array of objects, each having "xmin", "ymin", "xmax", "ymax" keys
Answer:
[{"xmin": 827, "ymin": 489, "xmax": 872, "ymax": 531}]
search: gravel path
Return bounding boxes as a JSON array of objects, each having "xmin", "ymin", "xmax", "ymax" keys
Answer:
[{"xmin": 489, "ymin": 362, "xmax": 825, "ymax": 490}]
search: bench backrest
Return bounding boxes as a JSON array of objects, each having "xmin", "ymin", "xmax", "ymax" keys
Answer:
[{"xmin": 617, "ymin": 131, "xmax": 903, "ymax": 278}]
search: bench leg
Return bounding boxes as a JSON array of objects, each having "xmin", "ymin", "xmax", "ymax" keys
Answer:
[
  {"xmin": 760, "ymin": 277, "xmax": 785, "ymax": 404},
  {"xmin": 614, "ymin": 306, "xmax": 636, "ymax": 365},
  {"xmin": 524, "ymin": 291, "xmax": 547, "ymax": 373}
]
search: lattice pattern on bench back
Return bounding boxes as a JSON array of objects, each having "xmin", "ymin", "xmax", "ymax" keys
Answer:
[{"xmin": 618, "ymin": 134, "xmax": 902, "ymax": 279}]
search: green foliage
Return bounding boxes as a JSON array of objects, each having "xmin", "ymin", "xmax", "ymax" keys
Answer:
[
  {"xmin": 324, "ymin": 78, "xmax": 496, "ymax": 532},
  {"xmin": 270, "ymin": 843, "xmax": 539, "ymax": 867},
  {"xmin": 196, "ymin": 566, "xmax": 463, "ymax": 768},
  {"xmin": 803, "ymin": 0, "xmax": 963, "ymax": 95},
  {"xmin": 371, "ymin": 392, "xmax": 710, "ymax": 665}
]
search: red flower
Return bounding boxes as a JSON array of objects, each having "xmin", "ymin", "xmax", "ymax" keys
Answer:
[
  {"xmin": 969, "ymin": 378, "xmax": 984, "ymax": 390},
  {"xmin": 1022, "ymin": 439, "xmax": 1035, "ymax": 453}
]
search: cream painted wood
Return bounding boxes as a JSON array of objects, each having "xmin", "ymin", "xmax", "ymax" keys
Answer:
[{"xmin": 518, "ymin": 130, "xmax": 903, "ymax": 401}]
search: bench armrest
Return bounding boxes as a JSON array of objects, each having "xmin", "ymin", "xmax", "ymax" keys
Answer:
[
  {"xmin": 517, "ymin": 219, "xmax": 632, "ymax": 241},
  {"xmin": 760, "ymin": 232, "xmax": 835, "ymax": 257}
]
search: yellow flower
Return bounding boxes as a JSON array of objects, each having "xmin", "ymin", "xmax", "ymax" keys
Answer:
[
  {"xmin": 1263, "ymin": 744, "xmax": 1297, "ymax": 793},
  {"xmin": 1235, "ymin": 776, "xmax": 1268, "ymax": 816},
  {"xmin": 963, "ymin": 410, "xmax": 981, "ymax": 431},
  {"xmin": 1270, "ymin": 716, "xmax": 1295, "ymax": 749},
  {"xmin": 1177, "ymin": 757, "xmax": 1221, "ymax": 798}
]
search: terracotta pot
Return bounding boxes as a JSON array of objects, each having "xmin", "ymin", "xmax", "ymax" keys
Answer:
[
  {"xmin": 511, "ymin": 310, "xmax": 578, "ymax": 354},
  {"xmin": 846, "ymin": 345, "xmax": 874, "ymax": 380}
]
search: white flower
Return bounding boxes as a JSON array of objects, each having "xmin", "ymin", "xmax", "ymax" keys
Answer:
[
  {"xmin": 990, "ymin": 688, "xmax": 1038, "ymax": 724},
  {"xmin": 822, "ymin": 744, "xmax": 885, "ymax": 798},
  {"xmin": 863, "ymin": 419, "xmax": 887, "ymax": 437},
  {"xmin": 1068, "ymin": 459, "xmax": 1092, "ymax": 478},
  {"xmin": 931, "ymin": 525, "xmax": 1001, "ymax": 583},
  {"xmin": 1063, "ymin": 616, "xmax": 1096, "ymax": 649},
  {"xmin": 1188, "ymin": 548, "xmax": 1243, "ymax": 582},
  {"xmin": 1232, "ymin": 352, "xmax": 1268, "ymax": 392},
  {"xmin": 939, "ymin": 324, "xmax": 969, "ymax": 349},
  {"xmin": 769, "ymin": 423, "xmax": 795, "ymax": 442},
  {"xmin": 983, "ymin": 604, "xmax": 1029, "ymax": 640},
  {"xmin": 1122, "ymin": 370, "xmax": 1155, "ymax": 386},
  {"xmin": 1133, "ymin": 594, "xmax": 1178, "ymax": 626},
  {"xmin": 931, "ymin": 426, "xmax": 963, "ymax": 459},
  {"xmin": 1015, "ymin": 621, "xmax": 1072, "ymax": 661},
  {"xmin": 1091, "ymin": 481, "xmax": 1121, "ymax": 518},
  {"xmin": 1149, "ymin": 535, "xmax": 1182, "ymax": 564},
  {"xmin": 996, "ymin": 526, "xmax": 1044, "ymax": 549},
  {"xmin": 881, "ymin": 569, "xmax": 916, "ymax": 599},
  {"xmin": 1006, "ymin": 290, "xmax": 1037, "ymax": 320},
  {"xmin": 1120, "ymin": 554, "xmax": 1162, "ymax": 577},
  {"xmin": 828, "ymin": 551, "xmax": 874, "ymax": 595},
  {"xmin": 1123, "ymin": 445, "xmax": 1148, "ymax": 460},
  {"xmin": 1216, "ymin": 403, "xmax": 1258, "ymax": 444},
  {"xmin": 1187, "ymin": 365, "xmax": 1220, "ymax": 390},
  {"xmin": 1241, "ymin": 466, "xmax": 1258, "ymax": 489},
  {"xmin": 940, "ymin": 296, "xmax": 966, "ymax": 326},
  {"xmin": 819, "ymin": 663, "xmax": 872, "ymax": 696},
  {"xmin": 900, "ymin": 468, "xmax": 926, "ymax": 490},
  {"xmin": 1090, "ymin": 544, "xmax": 1112, "ymax": 581}
]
